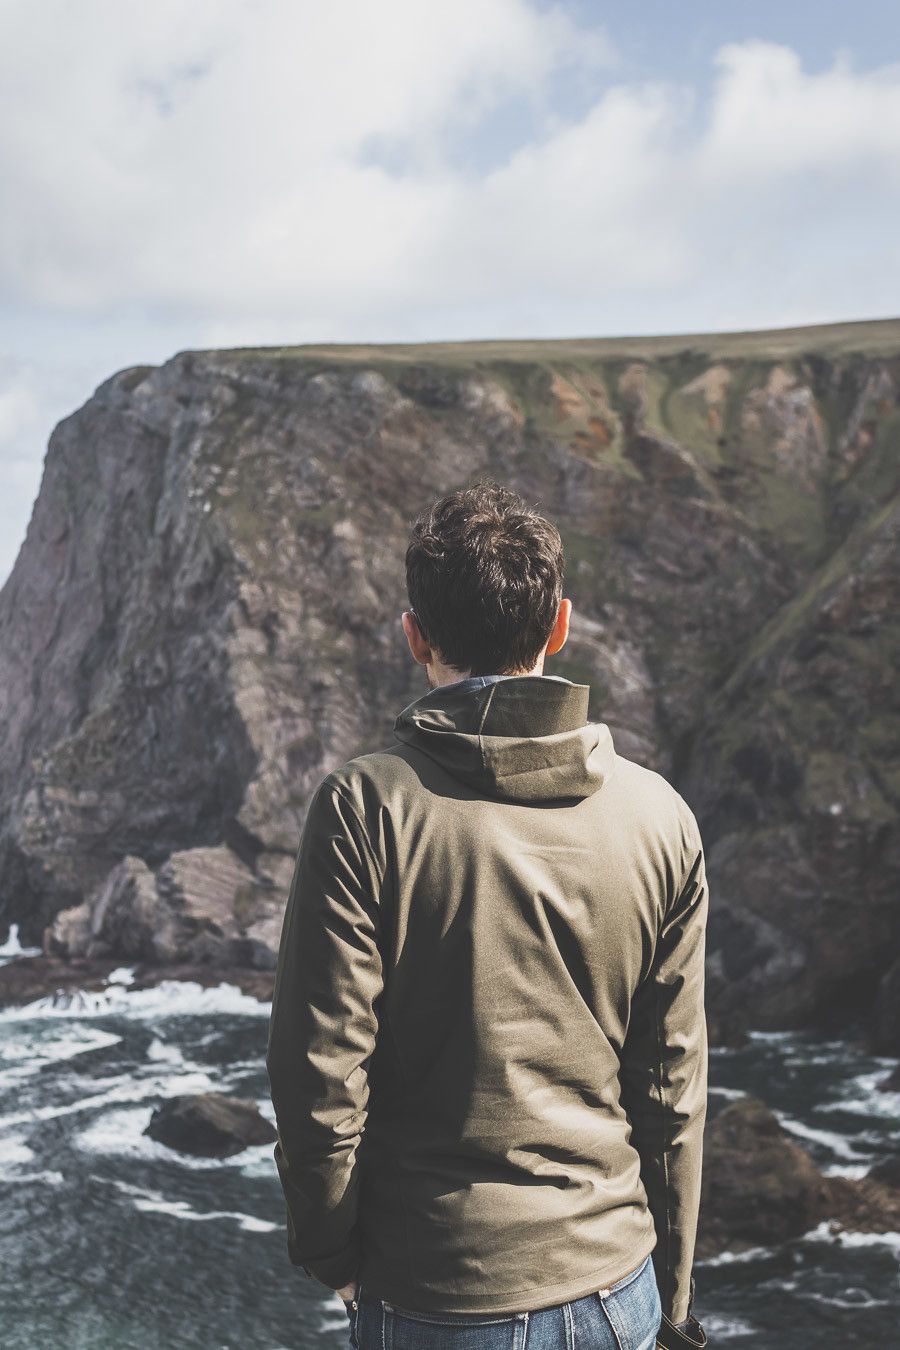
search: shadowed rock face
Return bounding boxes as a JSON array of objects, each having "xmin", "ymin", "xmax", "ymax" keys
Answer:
[{"xmin": 0, "ymin": 322, "xmax": 897, "ymax": 1045}]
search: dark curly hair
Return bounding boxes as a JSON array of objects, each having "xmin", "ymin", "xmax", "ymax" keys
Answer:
[{"xmin": 405, "ymin": 479, "xmax": 565, "ymax": 676}]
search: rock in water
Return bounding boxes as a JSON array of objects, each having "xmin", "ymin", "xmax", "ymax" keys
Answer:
[
  {"xmin": 144, "ymin": 1092, "xmax": 277, "ymax": 1158},
  {"xmin": 697, "ymin": 1094, "xmax": 900, "ymax": 1257},
  {"xmin": 876, "ymin": 1062, "xmax": 900, "ymax": 1092},
  {"xmin": 866, "ymin": 1155, "xmax": 900, "ymax": 1190},
  {"xmin": 698, "ymin": 1095, "xmax": 834, "ymax": 1252}
]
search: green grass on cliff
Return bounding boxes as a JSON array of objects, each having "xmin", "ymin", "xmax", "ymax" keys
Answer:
[{"xmin": 193, "ymin": 316, "xmax": 900, "ymax": 367}]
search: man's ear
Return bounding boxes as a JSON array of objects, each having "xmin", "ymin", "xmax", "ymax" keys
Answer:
[
  {"xmin": 544, "ymin": 598, "xmax": 572, "ymax": 657},
  {"xmin": 402, "ymin": 610, "xmax": 431, "ymax": 666}
]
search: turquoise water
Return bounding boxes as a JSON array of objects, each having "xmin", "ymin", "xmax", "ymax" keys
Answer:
[{"xmin": 1, "ymin": 943, "xmax": 897, "ymax": 1348}]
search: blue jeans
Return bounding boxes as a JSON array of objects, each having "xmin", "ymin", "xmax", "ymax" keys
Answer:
[{"xmin": 345, "ymin": 1252, "xmax": 662, "ymax": 1349}]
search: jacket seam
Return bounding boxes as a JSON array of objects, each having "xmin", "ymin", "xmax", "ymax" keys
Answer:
[
  {"xmin": 332, "ymin": 781, "xmax": 386, "ymax": 889},
  {"xmin": 654, "ymin": 960, "xmax": 673, "ymax": 1317},
  {"xmin": 475, "ymin": 681, "xmax": 499, "ymax": 735},
  {"xmin": 330, "ymin": 780, "xmax": 414, "ymax": 1276}
]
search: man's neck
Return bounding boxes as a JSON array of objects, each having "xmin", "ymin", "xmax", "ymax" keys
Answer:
[
  {"xmin": 428, "ymin": 664, "xmax": 545, "ymax": 690},
  {"xmin": 430, "ymin": 671, "xmax": 573, "ymax": 694}
]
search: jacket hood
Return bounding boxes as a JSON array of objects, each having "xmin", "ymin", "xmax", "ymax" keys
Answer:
[{"xmin": 393, "ymin": 675, "xmax": 617, "ymax": 803}]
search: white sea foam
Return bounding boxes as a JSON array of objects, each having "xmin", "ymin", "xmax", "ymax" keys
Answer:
[
  {"xmin": 0, "ymin": 1065, "xmax": 216, "ymax": 1129},
  {"xmin": 696, "ymin": 1243, "xmax": 775, "ymax": 1267},
  {"xmin": 2, "ymin": 1168, "xmax": 66, "ymax": 1186},
  {"xmin": 0, "ymin": 923, "xmax": 42, "ymax": 964},
  {"xmin": 709, "ymin": 1085, "xmax": 747, "ymax": 1101},
  {"xmin": 801, "ymin": 1288, "xmax": 892, "ymax": 1309},
  {"xmin": 774, "ymin": 1113, "xmax": 876, "ymax": 1161},
  {"xmin": 146, "ymin": 1036, "xmax": 186, "ymax": 1064},
  {"xmin": 752, "ymin": 1267, "xmax": 892, "ymax": 1310},
  {"xmin": 822, "ymin": 1162, "xmax": 875, "ymax": 1179},
  {"xmin": 107, "ymin": 1177, "xmax": 279, "ymax": 1231},
  {"xmin": 801, "ymin": 1220, "xmax": 900, "ymax": 1255},
  {"xmin": 0, "ymin": 1132, "xmax": 65, "ymax": 1186},
  {"xmin": 700, "ymin": 1314, "xmax": 755, "ymax": 1337},
  {"xmin": 758, "ymin": 1275, "xmax": 799, "ymax": 1293},
  {"xmin": 0, "ymin": 1135, "xmax": 35, "ymax": 1167},
  {"xmin": 815, "ymin": 1068, "xmax": 900, "ymax": 1121},
  {"xmin": 106, "ymin": 966, "xmax": 136, "ymax": 985},
  {"xmin": 0, "ymin": 977, "xmax": 271, "ymax": 1022},
  {"xmin": 782, "ymin": 1051, "xmax": 849, "ymax": 1067},
  {"xmin": 0, "ymin": 1025, "xmax": 122, "ymax": 1089}
]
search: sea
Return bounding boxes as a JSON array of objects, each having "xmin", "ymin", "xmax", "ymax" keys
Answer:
[{"xmin": 1, "ymin": 925, "xmax": 898, "ymax": 1349}]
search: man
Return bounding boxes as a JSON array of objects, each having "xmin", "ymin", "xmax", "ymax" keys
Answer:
[{"xmin": 266, "ymin": 480, "xmax": 709, "ymax": 1349}]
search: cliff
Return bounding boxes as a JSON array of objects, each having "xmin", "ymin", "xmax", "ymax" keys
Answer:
[{"xmin": 0, "ymin": 318, "xmax": 897, "ymax": 1047}]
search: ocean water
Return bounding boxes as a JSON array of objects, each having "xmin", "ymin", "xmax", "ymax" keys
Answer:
[{"xmin": 1, "ymin": 929, "xmax": 898, "ymax": 1349}]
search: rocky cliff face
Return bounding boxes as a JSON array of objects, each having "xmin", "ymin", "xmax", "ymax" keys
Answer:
[{"xmin": 0, "ymin": 319, "xmax": 897, "ymax": 1045}]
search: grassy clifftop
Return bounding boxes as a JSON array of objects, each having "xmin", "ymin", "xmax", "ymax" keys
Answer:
[{"xmin": 208, "ymin": 315, "xmax": 900, "ymax": 362}]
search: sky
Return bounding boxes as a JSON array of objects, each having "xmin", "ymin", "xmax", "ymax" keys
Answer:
[{"xmin": 2, "ymin": 0, "xmax": 899, "ymax": 585}]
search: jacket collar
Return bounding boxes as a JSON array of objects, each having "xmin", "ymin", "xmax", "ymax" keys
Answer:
[{"xmin": 393, "ymin": 675, "xmax": 617, "ymax": 802}]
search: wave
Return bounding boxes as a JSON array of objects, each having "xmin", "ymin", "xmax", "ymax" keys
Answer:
[
  {"xmin": 774, "ymin": 1112, "xmax": 879, "ymax": 1162},
  {"xmin": 822, "ymin": 1162, "xmax": 876, "ymax": 1179},
  {"xmin": 801, "ymin": 1220, "xmax": 900, "ymax": 1256},
  {"xmin": 0, "ymin": 1024, "xmax": 122, "ymax": 1091},
  {"xmin": 0, "ymin": 1134, "xmax": 66, "ymax": 1187},
  {"xmin": 814, "ymin": 1067, "xmax": 900, "ymax": 1122},
  {"xmin": 0, "ymin": 1061, "xmax": 220, "ymax": 1129},
  {"xmin": 700, "ymin": 1313, "xmax": 756, "ymax": 1338},
  {"xmin": 0, "ymin": 923, "xmax": 42, "ymax": 966},
  {"xmin": 0, "ymin": 974, "xmax": 272, "ymax": 1022},
  {"xmin": 697, "ymin": 1242, "xmax": 776, "ymax": 1267},
  {"xmin": 105, "ymin": 1177, "xmax": 279, "ymax": 1232}
]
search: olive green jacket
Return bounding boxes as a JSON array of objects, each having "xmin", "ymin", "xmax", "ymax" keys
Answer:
[{"xmin": 265, "ymin": 675, "xmax": 708, "ymax": 1322}]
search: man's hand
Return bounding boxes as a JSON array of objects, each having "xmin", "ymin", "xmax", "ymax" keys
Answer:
[{"xmin": 336, "ymin": 1278, "xmax": 358, "ymax": 1302}]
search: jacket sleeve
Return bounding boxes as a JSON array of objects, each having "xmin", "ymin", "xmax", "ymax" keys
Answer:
[
  {"xmin": 265, "ymin": 775, "xmax": 385, "ymax": 1291},
  {"xmin": 619, "ymin": 803, "xmax": 709, "ymax": 1325}
]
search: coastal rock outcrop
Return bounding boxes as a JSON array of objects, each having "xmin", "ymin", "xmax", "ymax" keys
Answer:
[
  {"xmin": 42, "ymin": 847, "xmax": 292, "ymax": 970},
  {"xmin": 0, "ymin": 320, "xmax": 897, "ymax": 1044},
  {"xmin": 697, "ymin": 1095, "xmax": 900, "ymax": 1257}
]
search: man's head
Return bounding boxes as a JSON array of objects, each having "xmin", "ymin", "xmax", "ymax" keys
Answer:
[{"xmin": 402, "ymin": 479, "xmax": 571, "ymax": 689}]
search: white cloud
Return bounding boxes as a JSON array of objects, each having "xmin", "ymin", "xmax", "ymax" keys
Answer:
[
  {"xmin": 0, "ymin": 370, "xmax": 38, "ymax": 446},
  {"xmin": 0, "ymin": 0, "xmax": 614, "ymax": 314},
  {"xmin": 429, "ymin": 82, "xmax": 696, "ymax": 301},
  {"xmin": 2, "ymin": 7, "xmax": 900, "ymax": 585},
  {"xmin": 2, "ymin": 8, "xmax": 897, "ymax": 336},
  {"xmin": 705, "ymin": 41, "xmax": 900, "ymax": 175}
]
